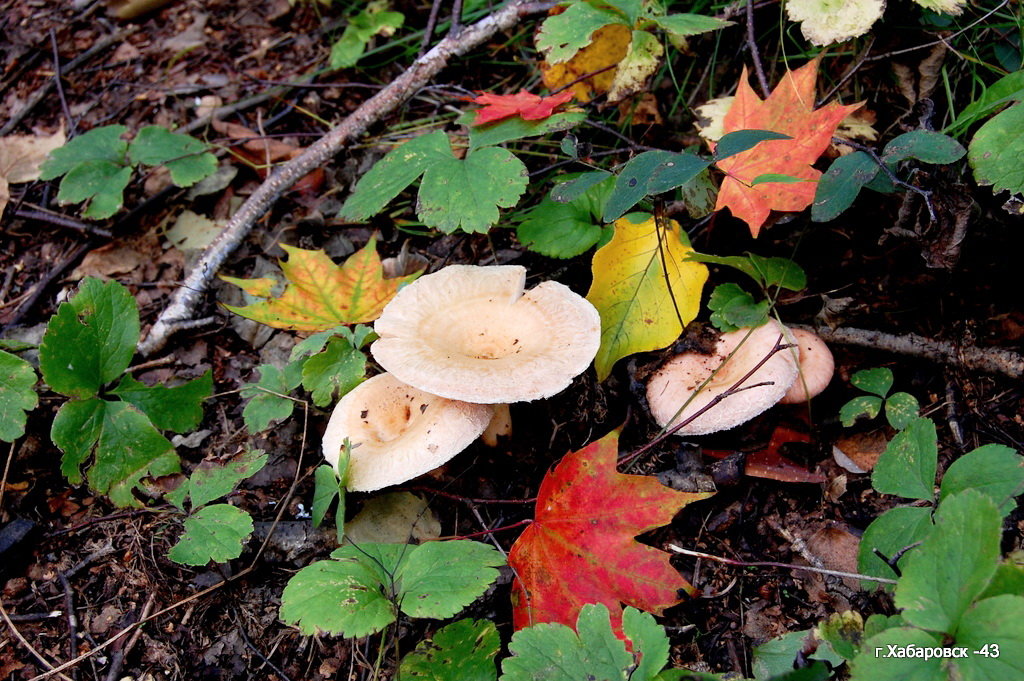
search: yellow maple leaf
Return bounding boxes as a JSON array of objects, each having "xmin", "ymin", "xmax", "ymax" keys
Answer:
[
  {"xmin": 586, "ymin": 214, "xmax": 708, "ymax": 380},
  {"xmin": 540, "ymin": 23, "xmax": 631, "ymax": 102},
  {"xmin": 222, "ymin": 238, "xmax": 421, "ymax": 331}
]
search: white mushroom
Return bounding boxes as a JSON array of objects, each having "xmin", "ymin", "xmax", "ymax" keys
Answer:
[
  {"xmin": 779, "ymin": 329, "xmax": 835, "ymax": 404},
  {"xmin": 322, "ymin": 373, "xmax": 493, "ymax": 492},
  {"xmin": 646, "ymin": 321, "xmax": 799, "ymax": 436},
  {"xmin": 371, "ymin": 265, "xmax": 600, "ymax": 404}
]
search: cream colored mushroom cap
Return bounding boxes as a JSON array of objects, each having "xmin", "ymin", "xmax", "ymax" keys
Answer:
[
  {"xmin": 322, "ymin": 373, "xmax": 493, "ymax": 492},
  {"xmin": 371, "ymin": 265, "xmax": 600, "ymax": 403},
  {"xmin": 646, "ymin": 321, "xmax": 799, "ymax": 435},
  {"xmin": 779, "ymin": 329, "xmax": 835, "ymax": 404}
]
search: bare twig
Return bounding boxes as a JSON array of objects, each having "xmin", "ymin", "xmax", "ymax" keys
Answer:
[
  {"xmin": 12, "ymin": 206, "xmax": 113, "ymax": 238},
  {"xmin": 102, "ymin": 593, "xmax": 155, "ymax": 681},
  {"xmin": 49, "ymin": 29, "xmax": 76, "ymax": 137},
  {"xmin": 139, "ymin": 0, "xmax": 555, "ymax": 356},
  {"xmin": 0, "ymin": 603, "xmax": 76, "ymax": 681},
  {"xmin": 668, "ymin": 544, "xmax": 898, "ymax": 585},
  {"xmin": 744, "ymin": 0, "xmax": 769, "ymax": 97}
]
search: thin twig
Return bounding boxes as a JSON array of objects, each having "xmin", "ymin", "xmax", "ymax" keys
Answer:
[
  {"xmin": 102, "ymin": 593, "xmax": 155, "ymax": 681},
  {"xmin": 0, "ymin": 603, "xmax": 76, "ymax": 681},
  {"xmin": 49, "ymin": 29, "xmax": 76, "ymax": 137},
  {"xmin": 667, "ymin": 544, "xmax": 898, "ymax": 585},
  {"xmin": 12, "ymin": 206, "xmax": 114, "ymax": 238},
  {"xmin": 744, "ymin": 0, "xmax": 769, "ymax": 97},
  {"xmin": 832, "ymin": 137, "xmax": 937, "ymax": 222},
  {"xmin": 56, "ymin": 574, "xmax": 78, "ymax": 681},
  {"xmin": 0, "ymin": 240, "xmax": 92, "ymax": 332}
]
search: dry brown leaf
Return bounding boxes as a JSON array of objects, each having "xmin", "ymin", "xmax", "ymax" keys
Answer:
[{"xmin": 0, "ymin": 126, "xmax": 66, "ymax": 218}]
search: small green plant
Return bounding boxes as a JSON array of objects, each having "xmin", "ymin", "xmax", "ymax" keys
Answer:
[
  {"xmin": 838, "ymin": 367, "xmax": 920, "ymax": 430},
  {"xmin": 687, "ymin": 252, "xmax": 807, "ymax": 332},
  {"xmin": 39, "ymin": 278, "xmax": 212, "ymax": 506},
  {"xmin": 39, "ymin": 125, "xmax": 217, "ymax": 219},
  {"xmin": 0, "ymin": 342, "xmax": 38, "ymax": 443},
  {"xmin": 329, "ymin": 0, "xmax": 404, "ymax": 70}
]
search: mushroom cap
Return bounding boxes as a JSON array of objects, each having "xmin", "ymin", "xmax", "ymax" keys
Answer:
[
  {"xmin": 779, "ymin": 329, "xmax": 835, "ymax": 404},
  {"xmin": 322, "ymin": 373, "xmax": 493, "ymax": 492},
  {"xmin": 646, "ymin": 321, "xmax": 799, "ymax": 436},
  {"xmin": 371, "ymin": 265, "xmax": 600, "ymax": 403}
]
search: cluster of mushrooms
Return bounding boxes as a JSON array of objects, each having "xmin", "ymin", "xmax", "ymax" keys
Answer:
[{"xmin": 322, "ymin": 265, "xmax": 835, "ymax": 492}]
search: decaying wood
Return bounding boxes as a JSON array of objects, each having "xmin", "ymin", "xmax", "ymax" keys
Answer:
[{"xmin": 139, "ymin": 0, "xmax": 555, "ymax": 356}]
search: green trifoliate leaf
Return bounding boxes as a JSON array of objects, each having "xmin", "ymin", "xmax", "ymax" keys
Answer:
[
  {"xmin": 0, "ymin": 349, "xmax": 38, "ymax": 442},
  {"xmin": 240, "ymin": 362, "xmax": 304, "ymax": 432},
  {"xmin": 857, "ymin": 506, "xmax": 934, "ymax": 584},
  {"xmin": 290, "ymin": 324, "xmax": 375, "ymax": 362},
  {"xmin": 40, "ymin": 278, "xmax": 140, "ymax": 398},
  {"xmin": 882, "ymin": 130, "xmax": 966, "ymax": 165},
  {"xmin": 183, "ymin": 449, "xmax": 267, "ymax": 509},
  {"xmin": 851, "ymin": 367, "xmax": 893, "ymax": 397},
  {"xmin": 57, "ymin": 160, "xmax": 132, "ymax": 219},
  {"xmin": 38, "ymin": 125, "xmax": 128, "ymax": 179},
  {"xmin": 940, "ymin": 443, "xmax": 1024, "ymax": 516},
  {"xmin": 301, "ymin": 335, "xmax": 366, "ymax": 408},
  {"xmin": 895, "ymin": 490, "xmax": 1001, "ymax": 634},
  {"xmin": 884, "ymin": 391, "xmax": 919, "ymax": 430},
  {"xmin": 400, "ymin": 619, "xmax": 499, "ymax": 681},
  {"xmin": 812, "ymin": 151, "xmax": 879, "ymax": 222},
  {"xmin": 954, "ymin": 595, "xmax": 1024, "ymax": 681},
  {"xmin": 110, "ymin": 371, "xmax": 212, "ymax": 433},
  {"xmin": 848, "ymin": 627, "xmax": 943, "ymax": 681},
  {"xmin": 707, "ymin": 282, "xmax": 769, "ymax": 332},
  {"xmin": 127, "ymin": 125, "xmax": 217, "ymax": 187},
  {"xmin": 397, "ymin": 541, "xmax": 505, "ymax": 619},
  {"xmin": 872, "ymin": 416, "xmax": 937, "ymax": 501},
  {"xmin": 535, "ymin": 2, "xmax": 623, "ymax": 64},
  {"xmin": 51, "ymin": 398, "xmax": 179, "ymax": 507},
  {"xmin": 839, "ymin": 395, "xmax": 883, "ymax": 427},
  {"xmin": 517, "ymin": 174, "xmax": 614, "ymax": 259},
  {"xmin": 329, "ymin": 2, "xmax": 404, "ymax": 69},
  {"xmin": 969, "ymin": 103, "xmax": 1024, "ymax": 195},
  {"xmin": 167, "ymin": 503, "xmax": 254, "ymax": 565}
]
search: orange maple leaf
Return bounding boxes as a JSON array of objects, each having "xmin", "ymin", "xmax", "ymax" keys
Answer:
[
  {"xmin": 221, "ymin": 237, "xmax": 421, "ymax": 331},
  {"xmin": 714, "ymin": 59, "xmax": 862, "ymax": 237},
  {"xmin": 508, "ymin": 429, "xmax": 712, "ymax": 633},
  {"xmin": 470, "ymin": 89, "xmax": 574, "ymax": 125}
]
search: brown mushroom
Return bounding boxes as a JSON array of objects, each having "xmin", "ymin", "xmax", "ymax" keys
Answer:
[{"xmin": 779, "ymin": 329, "xmax": 835, "ymax": 404}]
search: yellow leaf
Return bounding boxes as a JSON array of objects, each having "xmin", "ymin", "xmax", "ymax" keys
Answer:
[
  {"xmin": 540, "ymin": 23, "xmax": 631, "ymax": 103},
  {"xmin": 222, "ymin": 238, "xmax": 421, "ymax": 331},
  {"xmin": 586, "ymin": 214, "xmax": 708, "ymax": 380}
]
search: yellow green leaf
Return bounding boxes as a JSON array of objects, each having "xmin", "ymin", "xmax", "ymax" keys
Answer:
[
  {"xmin": 586, "ymin": 214, "xmax": 708, "ymax": 380},
  {"xmin": 222, "ymin": 238, "xmax": 421, "ymax": 331}
]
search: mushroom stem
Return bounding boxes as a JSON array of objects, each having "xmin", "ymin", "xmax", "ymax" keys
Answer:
[{"xmin": 481, "ymin": 403, "xmax": 512, "ymax": 447}]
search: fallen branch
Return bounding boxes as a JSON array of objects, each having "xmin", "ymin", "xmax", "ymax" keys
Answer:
[
  {"xmin": 800, "ymin": 325, "xmax": 1024, "ymax": 379},
  {"xmin": 139, "ymin": 0, "xmax": 554, "ymax": 356}
]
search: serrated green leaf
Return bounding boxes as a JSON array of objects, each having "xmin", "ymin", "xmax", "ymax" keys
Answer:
[
  {"xmin": 857, "ymin": 506, "xmax": 934, "ymax": 584},
  {"xmin": 301, "ymin": 335, "xmax": 366, "ymax": 408},
  {"xmin": 57, "ymin": 160, "xmax": 132, "ymax": 219},
  {"xmin": 518, "ymin": 174, "xmax": 614, "ymax": 258},
  {"xmin": 969, "ymin": 103, "xmax": 1024, "ymax": 195},
  {"xmin": 714, "ymin": 130, "xmax": 792, "ymax": 161},
  {"xmin": 940, "ymin": 444, "xmax": 1024, "ymax": 516},
  {"xmin": 707, "ymin": 282, "xmax": 769, "ymax": 331},
  {"xmin": 848, "ymin": 628, "xmax": 943, "ymax": 681},
  {"xmin": 397, "ymin": 541, "xmax": 505, "ymax": 619},
  {"xmin": 622, "ymin": 608, "xmax": 670, "ymax": 681},
  {"xmin": 110, "ymin": 371, "xmax": 212, "ymax": 433},
  {"xmin": 650, "ymin": 13, "xmax": 732, "ymax": 39},
  {"xmin": 550, "ymin": 170, "xmax": 613, "ymax": 203},
  {"xmin": 884, "ymin": 391, "xmax": 920, "ymax": 431},
  {"xmin": 127, "ymin": 125, "xmax": 217, "ymax": 186},
  {"xmin": 0, "ymin": 349, "xmax": 38, "ymax": 442},
  {"xmin": 400, "ymin": 619, "xmax": 499, "ymax": 681},
  {"xmin": 167, "ymin": 504, "xmax": 254, "ymax": 565},
  {"xmin": 240, "ymin": 362, "xmax": 304, "ymax": 432},
  {"xmin": 417, "ymin": 145, "xmax": 528, "ymax": 233},
  {"xmin": 51, "ymin": 397, "xmax": 105, "ymax": 483},
  {"xmin": 39, "ymin": 278, "xmax": 140, "ymax": 398},
  {"xmin": 536, "ymin": 2, "xmax": 623, "ymax": 64},
  {"xmin": 896, "ymin": 490, "xmax": 1002, "ymax": 634},
  {"xmin": 186, "ymin": 449, "xmax": 267, "ymax": 509},
  {"xmin": 872, "ymin": 417, "xmax": 937, "ymax": 500},
  {"xmin": 851, "ymin": 367, "xmax": 894, "ymax": 397},
  {"xmin": 38, "ymin": 125, "xmax": 128, "ymax": 179},
  {"xmin": 812, "ymin": 151, "xmax": 879, "ymax": 222},
  {"xmin": 881, "ymin": 130, "xmax": 966, "ymax": 165},
  {"xmin": 839, "ymin": 395, "xmax": 883, "ymax": 426},
  {"xmin": 954, "ymin": 595, "xmax": 1024, "ymax": 681},
  {"xmin": 468, "ymin": 112, "xmax": 586, "ymax": 151},
  {"xmin": 603, "ymin": 150, "xmax": 675, "ymax": 221}
]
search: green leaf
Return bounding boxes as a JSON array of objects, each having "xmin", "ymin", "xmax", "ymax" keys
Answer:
[
  {"xmin": 606, "ymin": 30, "xmax": 663, "ymax": 101},
  {"xmin": 714, "ymin": 130, "xmax": 792, "ymax": 161},
  {"xmin": 978, "ymin": 555, "xmax": 1024, "ymax": 600},
  {"xmin": 550, "ymin": 171, "xmax": 613, "ymax": 203},
  {"xmin": 707, "ymin": 282, "xmax": 769, "ymax": 331},
  {"xmin": 650, "ymin": 13, "xmax": 732, "ymax": 39},
  {"xmin": 417, "ymin": 145, "xmax": 528, "ymax": 233},
  {"xmin": 603, "ymin": 0, "xmax": 641, "ymax": 24},
  {"xmin": 851, "ymin": 367, "xmax": 893, "ymax": 397},
  {"xmin": 535, "ymin": 2, "xmax": 623, "ymax": 64},
  {"xmin": 329, "ymin": 5, "xmax": 404, "ymax": 69},
  {"xmin": 313, "ymin": 463, "xmax": 344, "ymax": 529},
  {"xmin": 812, "ymin": 151, "xmax": 879, "ymax": 222},
  {"xmin": 895, "ymin": 490, "xmax": 1002, "ymax": 634},
  {"xmin": 51, "ymin": 398, "xmax": 179, "ymax": 507},
  {"xmin": 468, "ymin": 112, "xmax": 586, "ymax": 151},
  {"xmin": 881, "ymin": 130, "xmax": 966, "ymax": 165},
  {"xmin": 750, "ymin": 173, "xmax": 811, "ymax": 185},
  {"xmin": 622, "ymin": 607, "xmax": 670, "ymax": 681},
  {"xmin": 848, "ymin": 627, "xmax": 943, "ymax": 681},
  {"xmin": 645, "ymin": 153, "xmax": 712, "ymax": 196},
  {"xmin": 816, "ymin": 611, "xmax": 865, "ymax": 661},
  {"xmin": 38, "ymin": 125, "xmax": 128, "ymax": 179},
  {"xmin": 685, "ymin": 253, "xmax": 805, "ymax": 291},
  {"xmin": 40, "ymin": 278, "xmax": 140, "ymax": 398},
  {"xmin": 872, "ymin": 417, "xmax": 937, "ymax": 500},
  {"xmin": 675, "ymin": 168, "xmax": 718, "ymax": 219},
  {"xmin": 969, "ymin": 103, "xmax": 1024, "ymax": 195},
  {"xmin": 884, "ymin": 392, "xmax": 919, "ymax": 431},
  {"xmin": 752, "ymin": 630, "xmax": 842, "ymax": 681},
  {"xmin": 167, "ymin": 503, "xmax": 254, "ymax": 565},
  {"xmin": 0, "ymin": 349, "xmax": 38, "ymax": 442},
  {"xmin": 945, "ymin": 69, "xmax": 1024, "ymax": 137},
  {"xmin": 501, "ymin": 603, "xmax": 634, "ymax": 681},
  {"xmin": 110, "ymin": 371, "xmax": 212, "ymax": 433},
  {"xmin": 185, "ymin": 449, "xmax": 267, "ymax": 509},
  {"xmin": 839, "ymin": 395, "xmax": 883, "ymax": 427},
  {"xmin": 127, "ymin": 125, "xmax": 217, "ymax": 187},
  {"xmin": 603, "ymin": 150, "xmax": 675, "ymax": 221},
  {"xmin": 518, "ymin": 175, "xmax": 614, "ymax": 258},
  {"xmin": 940, "ymin": 444, "xmax": 1024, "ymax": 516},
  {"xmin": 954, "ymin": 595, "xmax": 1024, "ymax": 681},
  {"xmin": 857, "ymin": 506, "xmax": 934, "ymax": 583},
  {"xmin": 400, "ymin": 619, "xmax": 499, "ymax": 681},
  {"xmin": 57, "ymin": 160, "xmax": 132, "ymax": 219},
  {"xmin": 397, "ymin": 541, "xmax": 505, "ymax": 619},
  {"xmin": 301, "ymin": 336, "xmax": 366, "ymax": 408},
  {"xmin": 240, "ymin": 362, "xmax": 304, "ymax": 432}
]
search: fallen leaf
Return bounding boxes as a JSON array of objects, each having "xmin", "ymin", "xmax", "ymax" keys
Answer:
[
  {"xmin": 586, "ymin": 214, "xmax": 708, "ymax": 381},
  {"xmin": 343, "ymin": 492, "xmax": 441, "ymax": 545},
  {"xmin": 222, "ymin": 237, "xmax": 421, "ymax": 331},
  {"xmin": 508, "ymin": 429, "xmax": 712, "ymax": 633},
  {"xmin": 0, "ymin": 126, "xmax": 66, "ymax": 218},
  {"xmin": 470, "ymin": 89, "xmax": 575, "ymax": 125},
  {"xmin": 606, "ymin": 30, "xmax": 663, "ymax": 102},
  {"xmin": 213, "ymin": 119, "xmax": 323, "ymax": 194},
  {"xmin": 714, "ymin": 59, "xmax": 862, "ymax": 236},
  {"xmin": 785, "ymin": 0, "xmax": 883, "ymax": 47},
  {"xmin": 540, "ymin": 23, "xmax": 631, "ymax": 102},
  {"xmin": 704, "ymin": 425, "xmax": 825, "ymax": 484}
]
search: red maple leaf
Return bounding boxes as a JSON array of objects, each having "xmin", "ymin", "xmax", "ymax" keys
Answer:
[
  {"xmin": 509, "ymin": 429, "xmax": 712, "ymax": 633},
  {"xmin": 714, "ymin": 58, "xmax": 862, "ymax": 237},
  {"xmin": 704, "ymin": 425, "xmax": 825, "ymax": 484},
  {"xmin": 470, "ymin": 89, "xmax": 574, "ymax": 125}
]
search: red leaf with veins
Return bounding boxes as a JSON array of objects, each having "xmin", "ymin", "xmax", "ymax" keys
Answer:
[
  {"xmin": 471, "ymin": 89, "xmax": 574, "ymax": 125},
  {"xmin": 509, "ymin": 429, "xmax": 712, "ymax": 633}
]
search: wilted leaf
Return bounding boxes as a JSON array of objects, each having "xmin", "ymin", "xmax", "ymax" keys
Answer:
[
  {"xmin": 0, "ymin": 350, "xmax": 38, "ymax": 442},
  {"xmin": 535, "ymin": 2, "xmax": 623, "ymax": 64},
  {"xmin": 586, "ymin": 215, "xmax": 708, "ymax": 380},
  {"xmin": 785, "ymin": 0, "xmax": 883, "ymax": 46},
  {"xmin": 172, "ymin": 449, "xmax": 267, "ymax": 510},
  {"xmin": 344, "ymin": 492, "xmax": 441, "ymax": 545},
  {"xmin": 167, "ymin": 503, "xmax": 254, "ymax": 565},
  {"xmin": 470, "ymin": 90, "xmax": 575, "ymax": 125},
  {"xmin": 541, "ymin": 23, "xmax": 632, "ymax": 102},
  {"xmin": 606, "ymin": 31, "xmax": 663, "ymax": 102},
  {"xmin": 223, "ymin": 239, "xmax": 419, "ymax": 330}
]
